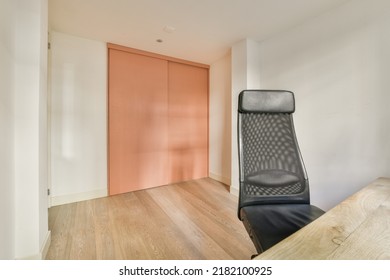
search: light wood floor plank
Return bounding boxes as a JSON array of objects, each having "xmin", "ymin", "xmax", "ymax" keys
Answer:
[{"xmin": 46, "ymin": 178, "xmax": 256, "ymax": 260}]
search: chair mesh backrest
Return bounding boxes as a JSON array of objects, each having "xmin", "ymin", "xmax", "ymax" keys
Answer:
[{"xmin": 238, "ymin": 90, "xmax": 310, "ymax": 215}]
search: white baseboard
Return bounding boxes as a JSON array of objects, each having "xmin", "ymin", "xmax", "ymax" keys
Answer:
[
  {"xmin": 209, "ymin": 172, "xmax": 231, "ymax": 186},
  {"xmin": 40, "ymin": 230, "xmax": 51, "ymax": 260},
  {"xmin": 17, "ymin": 230, "xmax": 51, "ymax": 260},
  {"xmin": 230, "ymin": 185, "xmax": 239, "ymax": 197},
  {"xmin": 208, "ymin": 172, "xmax": 239, "ymax": 197},
  {"xmin": 51, "ymin": 188, "xmax": 107, "ymax": 206}
]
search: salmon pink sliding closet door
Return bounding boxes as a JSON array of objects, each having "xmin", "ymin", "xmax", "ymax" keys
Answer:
[
  {"xmin": 108, "ymin": 49, "xmax": 169, "ymax": 195},
  {"xmin": 108, "ymin": 44, "xmax": 209, "ymax": 195},
  {"xmin": 168, "ymin": 62, "xmax": 209, "ymax": 183}
]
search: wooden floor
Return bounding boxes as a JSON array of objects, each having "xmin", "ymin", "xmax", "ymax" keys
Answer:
[{"xmin": 46, "ymin": 178, "xmax": 256, "ymax": 260}]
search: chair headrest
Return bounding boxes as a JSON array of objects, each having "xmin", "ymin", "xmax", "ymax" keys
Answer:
[{"xmin": 238, "ymin": 90, "xmax": 295, "ymax": 113}]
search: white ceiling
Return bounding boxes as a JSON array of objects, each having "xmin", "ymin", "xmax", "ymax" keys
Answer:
[{"xmin": 49, "ymin": 0, "xmax": 350, "ymax": 64}]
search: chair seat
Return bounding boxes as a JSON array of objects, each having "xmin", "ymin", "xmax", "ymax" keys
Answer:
[{"xmin": 240, "ymin": 204, "xmax": 325, "ymax": 253}]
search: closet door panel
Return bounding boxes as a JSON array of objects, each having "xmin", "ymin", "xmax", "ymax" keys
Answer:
[
  {"xmin": 109, "ymin": 49, "xmax": 169, "ymax": 195},
  {"xmin": 168, "ymin": 62, "xmax": 209, "ymax": 183}
]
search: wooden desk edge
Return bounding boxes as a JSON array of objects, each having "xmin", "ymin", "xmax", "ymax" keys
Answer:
[{"xmin": 254, "ymin": 177, "xmax": 390, "ymax": 260}]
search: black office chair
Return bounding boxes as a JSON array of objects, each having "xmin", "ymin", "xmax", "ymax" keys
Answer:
[{"xmin": 237, "ymin": 90, "xmax": 325, "ymax": 256}]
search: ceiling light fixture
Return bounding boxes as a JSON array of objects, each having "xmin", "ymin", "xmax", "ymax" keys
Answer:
[{"xmin": 163, "ymin": 25, "xmax": 176, "ymax": 33}]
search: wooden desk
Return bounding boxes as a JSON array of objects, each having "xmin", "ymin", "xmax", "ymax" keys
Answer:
[{"xmin": 255, "ymin": 177, "xmax": 390, "ymax": 260}]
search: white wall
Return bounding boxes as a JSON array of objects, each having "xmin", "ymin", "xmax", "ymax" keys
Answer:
[
  {"xmin": 14, "ymin": 0, "xmax": 49, "ymax": 259},
  {"xmin": 257, "ymin": 0, "xmax": 390, "ymax": 210},
  {"xmin": 50, "ymin": 32, "xmax": 107, "ymax": 205},
  {"xmin": 0, "ymin": 0, "xmax": 49, "ymax": 260},
  {"xmin": 0, "ymin": 0, "xmax": 16, "ymax": 260},
  {"xmin": 230, "ymin": 39, "xmax": 261, "ymax": 194},
  {"xmin": 38, "ymin": 0, "xmax": 49, "ymax": 254},
  {"xmin": 209, "ymin": 52, "xmax": 232, "ymax": 185}
]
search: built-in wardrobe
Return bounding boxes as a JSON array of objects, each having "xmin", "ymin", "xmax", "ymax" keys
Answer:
[{"xmin": 108, "ymin": 44, "xmax": 209, "ymax": 195}]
